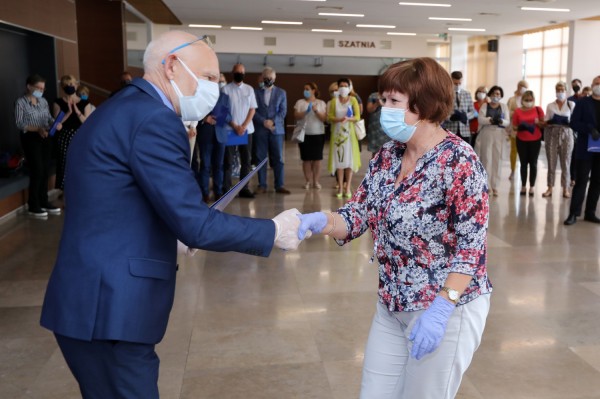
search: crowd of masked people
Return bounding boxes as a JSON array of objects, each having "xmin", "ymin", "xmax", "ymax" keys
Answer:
[{"xmin": 14, "ymin": 66, "xmax": 600, "ymax": 226}]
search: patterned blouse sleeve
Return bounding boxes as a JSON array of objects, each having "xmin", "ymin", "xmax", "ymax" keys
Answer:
[
  {"xmin": 443, "ymin": 145, "xmax": 489, "ymax": 275},
  {"xmin": 335, "ymin": 156, "xmax": 376, "ymax": 245}
]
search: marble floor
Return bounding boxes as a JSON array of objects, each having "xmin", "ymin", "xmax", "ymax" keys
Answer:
[{"xmin": 2, "ymin": 141, "xmax": 600, "ymax": 399}]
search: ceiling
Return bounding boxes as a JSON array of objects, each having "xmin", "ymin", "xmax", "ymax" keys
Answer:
[{"xmin": 159, "ymin": 0, "xmax": 600, "ymax": 37}]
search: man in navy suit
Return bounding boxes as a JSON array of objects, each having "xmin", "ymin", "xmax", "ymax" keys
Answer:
[
  {"xmin": 40, "ymin": 31, "xmax": 302, "ymax": 398},
  {"xmin": 565, "ymin": 75, "xmax": 600, "ymax": 226},
  {"xmin": 253, "ymin": 67, "xmax": 291, "ymax": 194}
]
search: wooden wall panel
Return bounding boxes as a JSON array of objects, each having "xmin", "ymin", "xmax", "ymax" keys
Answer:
[{"xmin": 0, "ymin": 0, "xmax": 76, "ymax": 42}]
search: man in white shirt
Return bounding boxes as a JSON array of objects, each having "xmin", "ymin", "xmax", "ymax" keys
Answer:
[{"xmin": 222, "ymin": 63, "xmax": 257, "ymax": 198}]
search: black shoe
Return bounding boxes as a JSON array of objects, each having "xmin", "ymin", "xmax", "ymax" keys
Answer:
[
  {"xmin": 584, "ymin": 214, "xmax": 600, "ymax": 224},
  {"xmin": 564, "ymin": 214, "xmax": 577, "ymax": 225},
  {"xmin": 238, "ymin": 189, "xmax": 255, "ymax": 198}
]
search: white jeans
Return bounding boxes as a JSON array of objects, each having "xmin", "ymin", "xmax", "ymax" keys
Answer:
[{"xmin": 360, "ymin": 295, "xmax": 490, "ymax": 399}]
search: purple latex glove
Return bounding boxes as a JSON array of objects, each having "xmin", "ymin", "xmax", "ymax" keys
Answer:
[
  {"xmin": 297, "ymin": 212, "xmax": 328, "ymax": 240},
  {"xmin": 409, "ymin": 296, "xmax": 456, "ymax": 360}
]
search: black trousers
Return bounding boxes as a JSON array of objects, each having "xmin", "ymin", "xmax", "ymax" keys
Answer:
[
  {"xmin": 516, "ymin": 138, "xmax": 542, "ymax": 187},
  {"xmin": 223, "ymin": 134, "xmax": 253, "ymax": 192},
  {"xmin": 569, "ymin": 154, "xmax": 600, "ymax": 217},
  {"xmin": 20, "ymin": 132, "xmax": 52, "ymax": 211}
]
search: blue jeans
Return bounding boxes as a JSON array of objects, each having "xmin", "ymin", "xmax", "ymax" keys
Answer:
[
  {"xmin": 254, "ymin": 128, "xmax": 284, "ymax": 189},
  {"xmin": 196, "ymin": 122, "xmax": 226, "ymax": 197}
]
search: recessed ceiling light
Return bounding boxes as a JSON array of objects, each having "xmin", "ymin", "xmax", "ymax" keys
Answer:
[
  {"xmin": 356, "ymin": 24, "xmax": 396, "ymax": 28},
  {"xmin": 318, "ymin": 12, "xmax": 365, "ymax": 17},
  {"xmin": 261, "ymin": 20, "xmax": 303, "ymax": 25},
  {"xmin": 301, "ymin": 0, "xmax": 326, "ymax": 2},
  {"xmin": 520, "ymin": 7, "xmax": 570, "ymax": 12},
  {"xmin": 311, "ymin": 28, "xmax": 343, "ymax": 32},
  {"xmin": 428, "ymin": 17, "xmax": 472, "ymax": 21},
  {"xmin": 399, "ymin": 2, "xmax": 451, "ymax": 7},
  {"xmin": 230, "ymin": 26, "xmax": 263, "ymax": 31},
  {"xmin": 448, "ymin": 27, "xmax": 485, "ymax": 32},
  {"xmin": 387, "ymin": 32, "xmax": 417, "ymax": 36},
  {"xmin": 188, "ymin": 24, "xmax": 222, "ymax": 29}
]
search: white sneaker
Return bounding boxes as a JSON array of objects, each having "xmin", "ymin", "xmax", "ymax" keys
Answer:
[
  {"xmin": 28, "ymin": 209, "xmax": 48, "ymax": 218},
  {"xmin": 41, "ymin": 206, "xmax": 61, "ymax": 215}
]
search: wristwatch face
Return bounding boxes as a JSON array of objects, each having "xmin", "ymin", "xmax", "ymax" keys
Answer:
[{"xmin": 448, "ymin": 289, "xmax": 459, "ymax": 301}]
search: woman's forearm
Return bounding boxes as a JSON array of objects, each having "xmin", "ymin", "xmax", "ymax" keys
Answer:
[{"xmin": 322, "ymin": 212, "xmax": 349, "ymax": 240}]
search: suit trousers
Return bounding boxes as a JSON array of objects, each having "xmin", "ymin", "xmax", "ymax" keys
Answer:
[
  {"xmin": 20, "ymin": 132, "xmax": 52, "ymax": 211},
  {"xmin": 360, "ymin": 295, "xmax": 490, "ymax": 399},
  {"xmin": 255, "ymin": 130, "xmax": 285, "ymax": 189},
  {"xmin": 55, "ymin": 334, "xmax": 159, "ymax": 399},
  {"xmin": 223, "ymin": 134, "xmax": 253, "ymax": 192},
  {"xmin": 196, "ymin": 122, "xmax": 226, "ymax": 198},
  {"xmin": 569, "ymin": 154, "xmax": 600, "ymax": 217}
]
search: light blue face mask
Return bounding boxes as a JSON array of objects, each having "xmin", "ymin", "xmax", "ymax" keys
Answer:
[
  {"xmin": 303, "ymin": 89, "xmax": 312, "ymax": 99},
  {"xmin": 379, "ymin": 107, "xmax": 420, "ymax": 143}
]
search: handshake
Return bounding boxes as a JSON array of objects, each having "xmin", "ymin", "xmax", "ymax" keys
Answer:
[{"xmin": 272, "ymin": 209, "xmax": 334, "ymax": 251}]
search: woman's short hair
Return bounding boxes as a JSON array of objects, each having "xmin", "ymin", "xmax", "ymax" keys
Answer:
[
  {"xmin": 378, "ymin": 57, "xmax": 453, "ymax": 124},
  {"xmin": 522, "ymin": 90, "xmax": 535, "ymax": 100},
  {"xmin": 555, "ymin": 81, "xmax": 567, "ymax": 91},
  {"xmin": 60, "ymin": 74, "xmax": 77, "ymax": 87},
  {"xmin": 305, "ymin": 82, "xmax": 320, "ymax": 98},
  {"xmin": 26, "ymin": 74, "xmax": 45, "ymax": 86},
  {"xmin": 487, "ymin": 85, "xmax": 504, "ymax": 98},
  {"xmin": 337, "ymin": 77, "xmax": 350, "ymax": 87}
]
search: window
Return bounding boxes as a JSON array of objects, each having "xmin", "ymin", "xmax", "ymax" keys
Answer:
[{"xmin": 523, "ymin": 27, "xmax": 569, "ymax": 109}]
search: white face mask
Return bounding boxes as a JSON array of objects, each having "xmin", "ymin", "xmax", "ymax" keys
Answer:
[
  {"xmin": 491, "ymin": 96, "xmax": 501, "ymax": 104},
  {"xmin": 593, "ymin": 85, "xmax": 600, "ymax": 97},
  {"xmin": 219, "ymin": 82, "xmax": 226, "ymax": 90},
  {"xmin": 476, "ymin": 92, "xmax": 486, "ymax": 101},
  {"xmin": 519, "ymin": 87, "xmax": 527, "ymax": 95},
  {"xmin": 170, "ymin": 57, "xmax": 220, "ymax": 122},
  {"xmin": 332, "ymin": 90, "xmax": 339, "ymax": 98},
  {"xmin": 556, "ymin": 92, "xmax": 567, "ymax": 101},
  {"xmin": 338, "ymin": 87, "xmax": 350, "ymax": 98},
  {"xmin": 522, "ymin": 100, "xmax": 534, "ymax": 108}
]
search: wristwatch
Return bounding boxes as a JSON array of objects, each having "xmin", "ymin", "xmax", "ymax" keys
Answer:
[{"xmin": 440, "ymin": 286, "xmax": 460, "ymax": 304}]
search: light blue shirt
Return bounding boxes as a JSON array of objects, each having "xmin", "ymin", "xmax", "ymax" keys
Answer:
[
  {"xmin": 147, "ymin": 80, "xmax": 175, "ymax": 112},
  {"xmin": 222, "ymin": 82, "xmax": 257, "ymax": 134}
]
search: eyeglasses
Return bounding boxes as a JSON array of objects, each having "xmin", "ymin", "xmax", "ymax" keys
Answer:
[{"xmin": 161, "ymin": 35, "xmax": 213, "ymax": 64}]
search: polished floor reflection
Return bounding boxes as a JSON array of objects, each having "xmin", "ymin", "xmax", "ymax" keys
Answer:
[{"xmin": 2, "ymin": 141, "xmax": 600, "ymax": 399}]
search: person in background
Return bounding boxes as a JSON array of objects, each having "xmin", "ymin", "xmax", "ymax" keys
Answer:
[
  {"xmin": 110, "ymin": 71, "xmax": 133, "ymax": 97},
  {"xmin": 222, "ymin": 63, "xmax": 257, "ymax": 198},
  {"xmin": 507, "ymin": 80, "xmax": 529, "ymax": 180},
  {"xmin": 582, "ymin": 86, "xmax": 592, "ymax": 97},
  {"xmin": 348, "ymin": 78, "xmax": 364, "ymax": 115},
  {"xmin": 541, "ymin": 81, "xmax": 575, "ymax": 198},
  {"xmin": 444, "ymin": 71, "xmax": 476, "ymax": 144},
  {"xmin": 14, "ymin": 74, "xmax": 61, "ymax": 218},
  {"xmin": 569, "ymin": 79, "xmax": 585, "ymax": 103},
  {"xmin": 564, "ymin": 75, "xmax": 600, "ymax": 226},
  {"xmin": 39, "ymin": 31, "xmax": 304, "ymax": 399},
  {"xmin": 366, "ymin": 91, "xmax": 389, "ymax": 156},
  {"xmin": 253, "ymin": 67, "xmax": 290, "ymax": 194},
  {"xmin": 568, "ymin": 79, "xmax": 584, "ymax": 188},
  {"xmin": 470, "ymin": 86, "xmax": 488, "ymax": 148},
  {"xmin": 328, "ymin": 78, "xmax": 361, "ymax": 199},
  {"xmin": 297, "ymin": 57, "xmax": 491, "ymax": 399},
  {"xmin": 512, "ymin": 90, "xmax": 544, "ymax": 196},
  {"xmin": 475, "ymin": 86, "xmax": 510, "ymax": 197},
  {"xmin": 53, "ymin": 75, "xmax": 92, "ymax": 193},
  {"xmin": 294, "ymin": 82, "xmax": 327, "ymax": 189},
  {"xmin": 76, "ymin": 85, "xmax": 96, "ymax": 113},
  {"xmin": 195, "ymin": 72, "xmax": 231, "ymax": 202}
]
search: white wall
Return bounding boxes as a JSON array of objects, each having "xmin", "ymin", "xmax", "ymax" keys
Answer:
[
  {"xmin": 497, "ymin": 35, "xmax": 524, "ymax": 98},
  {"xmin": 568, "ymin": 20, "xmax": 600, "ymax": 86}
]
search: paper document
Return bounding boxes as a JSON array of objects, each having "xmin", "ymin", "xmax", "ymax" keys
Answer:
[{"xmin": 210, "ymin": 158, "xmax": 267, "ymax": 211}]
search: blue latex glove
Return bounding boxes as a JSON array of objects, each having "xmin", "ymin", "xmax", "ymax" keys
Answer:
[
  {"xmin": 409, "ymin": 296, "xmax": 455, "ymax": 360},
  {"xmin": 472, "ymin": 110, "xmax": 479, "ymax": 119},
  {"xmin": 346, "ymin": 106, "xmax": 354, "ymax": 118},
  {"xmin": 306, "ymin": 102, "xmax": 313, "ymax": 113},
  {"xmin": 297, "ymin": 212, "xmax": 328, "ymax": 240}
]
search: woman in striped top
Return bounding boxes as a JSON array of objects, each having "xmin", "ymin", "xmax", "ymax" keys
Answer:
[{"xmin": 14, "ymin": 74, "xmax": 61, "ymax": 218}]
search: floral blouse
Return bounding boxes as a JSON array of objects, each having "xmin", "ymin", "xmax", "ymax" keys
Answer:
[{"xmin": 337, "ymin": 133, "xmax": 492, "ymax": 312}]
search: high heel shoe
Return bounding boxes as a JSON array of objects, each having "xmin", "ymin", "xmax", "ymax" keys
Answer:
[
  {"xmin": 529, "ymin": 187, "xmax": 535, "ymax": 197},
  {"xmin": 336, "ymin": 192, "xmax": 343, "ymax": 199},
  {"xmin": 344, "ymin": 191, "xmax": 352, "ymax": 198},
  {"xmin": 520, "ymin": 187, "xmax": 527, "ymax": 196},
  {"xmin": 542, "ymin": 188, "xmax": 552, "ymax": 198},
  {"xmin": 563, "ymin": 188, "xmax": 571, "ymax": 198}
]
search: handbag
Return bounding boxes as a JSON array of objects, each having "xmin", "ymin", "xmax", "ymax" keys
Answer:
[
  {"xmin": 355, "ymin": 119, "xmax": 366, "ymax": 140},
  {"xmin": 292, "ymin": 122, "xmax": 306, "ymax": 143}
]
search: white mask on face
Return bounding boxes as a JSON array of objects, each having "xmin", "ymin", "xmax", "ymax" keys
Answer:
[
  {"xmin": 491, "ymin": 96, "xmax": 501, "ymax": 104},
  {"xmin": 519, "ymin": 87, "xmax": 527, "ymax": 95},
  {"xmin": 338, "ymin": 87, "xmax": 350, "ymax": 97},
  {"xmin": 170, "ymin": 57, "xmax": 220, "ymax": 122},
  {"xmin": 522, "ymin": 100, "xmax": 534, "ymax": 108},
  {"xmin": 556, "ymin": 92, "xmax": 567, "ymax": 101},
  {"xmin": 593, "ymin": 85, "xmax": 600, "ymax": 97},
  {"xmin": 476, "ymin": 92, "xmax": 486, "ymax": 101},
  {"xmin": 332, "ymin": 90, "xmax": 339, "ymax": 98}
]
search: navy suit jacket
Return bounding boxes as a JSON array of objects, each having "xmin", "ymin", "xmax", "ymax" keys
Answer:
[
  {"xmin": 253, "ymin": 86, "xmax": 287, "ymax": 135},
  {"xmin": 209, "ymin": 91, "xmax": 232, "ymax": 144},
  {"xmin": 570, "ymin": 96, "xmax": 599, "ymax": 161},
  {"xmin": 40, "ymin": 78, "xmax": 275, "ymax": 344}
]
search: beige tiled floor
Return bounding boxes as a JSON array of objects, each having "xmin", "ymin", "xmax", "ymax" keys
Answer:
[{"xmin": 2, "ymin": 141, "xmax": 600, "ymax": 398}]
